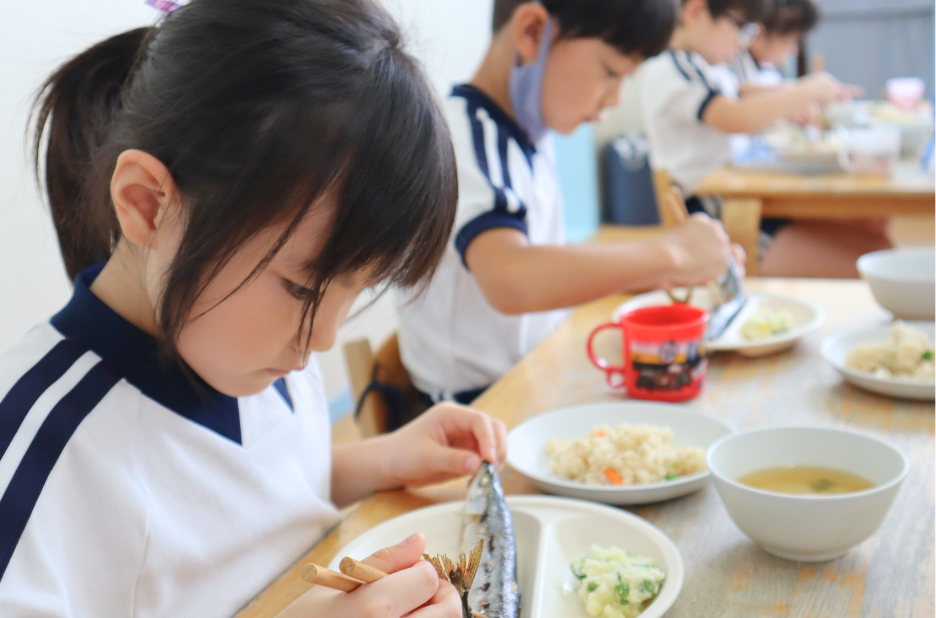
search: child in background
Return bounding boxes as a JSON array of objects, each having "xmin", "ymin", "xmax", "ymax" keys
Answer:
[
  {"xmin": 397, "ymin": 0, "xmax": 742, "ymax": 406},
  {"xmin": 736, "ymin": 0, "xmax": 817, "ymax": 88},
  {"xmin": 0, "ymin": 1, "xmax": 504, "ymax": 616},
  {"xmin": 636, "ymin": 0, "xmax": 891, "ymax": 277}
]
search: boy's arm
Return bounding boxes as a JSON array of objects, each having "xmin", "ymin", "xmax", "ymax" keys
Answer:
[
  {"xmin": 464, "ymin": 215, "xmax": 732, "ymax": 315},
  {"xmin": 703, "ymin": 73, "xmax": 854, "ymax": 134}
]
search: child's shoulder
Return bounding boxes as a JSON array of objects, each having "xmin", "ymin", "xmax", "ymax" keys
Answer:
[
  {"xmin": 0, "ymin": 321, "xmax": 91, "ymax": 408},
  {"xmin": 642, "ymin": 49, "xmax": 719, "ymax": 84}
]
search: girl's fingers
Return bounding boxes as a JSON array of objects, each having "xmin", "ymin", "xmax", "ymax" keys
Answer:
[
  {"xmin": 353, "ymin": 560, "xmax": 440, "ymax": 617},
  {"xmin": 359, "ymin": 532, "xmax": 427, "ymax": 575},
  {"xmin": 493, "ymin": 419, "xmax": 508, "ymax": 467},
  {"xmin": 431, "ymin": 404, "xmax": 497, "ymax": 464},
  {"xmin": 406, "ymin": 580, "xmax": 463, "ymax": 618},
  {"xmin": 461, "ymin": 410, "xmax": 498, "ymax": 464}
]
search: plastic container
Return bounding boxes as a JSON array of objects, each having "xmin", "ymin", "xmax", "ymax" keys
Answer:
[
  {"xmin": 886, "ymin": 77, "xmax": 925, "ymax": 112},
  {"xmin": 587, "ymin": 305, "xmax": 709, "ymax": 402}
]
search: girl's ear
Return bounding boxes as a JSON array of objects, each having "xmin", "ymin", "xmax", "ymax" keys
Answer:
[
  {"xmin": 110, "ymin": 149, "xmax": 180, "ymax": 248},
  {"xmin": 510, "ymin": 2, "xmax": 551, "ymax": 64}
]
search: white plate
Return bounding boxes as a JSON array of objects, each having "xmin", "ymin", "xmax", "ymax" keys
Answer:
[
  {"xmin": 507, "ymin": 402, "xmax": 735, "ymax": 505},
  {"xmin": 329, "ymin": 495, "xmax": 684, "ymax": 618},
  {"xmin": 820, "ymin": 322, "xmax": 935, "ymax": 401},
  {"xmin": 613, "ymin": 289, "xmax": 827, "ymax": 357}
]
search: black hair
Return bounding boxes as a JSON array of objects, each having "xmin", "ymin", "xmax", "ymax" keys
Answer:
[
  {"xmin": 686, "ymin": 0, "xmax": 768, "ymax": 24},
  {"xmin": 761, "ymin": 0, "xmax": 819, "ymax": 35},
  {"xmin": 32, "ymin": 0, "xmax": 457, "ymax": 355},
  {"xmin": 492, "ymin": 0, "xmax": 677, "ymax": 59}
]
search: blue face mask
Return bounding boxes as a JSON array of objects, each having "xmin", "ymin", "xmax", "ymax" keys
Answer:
[{"xmin": 508, "ymin": 18, "xmax": 554, "ymax": 143}]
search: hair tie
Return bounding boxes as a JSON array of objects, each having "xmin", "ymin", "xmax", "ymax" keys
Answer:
[{"xmin": 145, "ymin": 0, "xmax": 182, "ymax": 15}]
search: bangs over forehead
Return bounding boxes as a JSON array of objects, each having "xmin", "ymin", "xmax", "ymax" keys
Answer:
[
  {"xmin": 493, "ymin": 0, "xmax": 676, "ymax": 60},
  {"xmin": 543, "ymin": 0, "xmax": 677, "ymax": 59}
]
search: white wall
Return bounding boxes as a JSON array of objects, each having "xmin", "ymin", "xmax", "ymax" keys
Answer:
[
  {"xmin": 0, "ymin": 2, "xmax": 158, "ymax": 352},
  {"xmin": 0, "ymin": 0, "xmax": 493, "ymax": 401}
]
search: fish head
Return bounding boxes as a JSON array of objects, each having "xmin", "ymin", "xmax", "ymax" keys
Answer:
[{"xmin": 465, "ymin": 461, "xmax": 496, "ymax": 515}]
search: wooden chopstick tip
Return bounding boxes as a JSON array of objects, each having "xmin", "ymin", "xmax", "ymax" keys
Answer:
[
  {"xmin": 340, "ymin": 556, "xmax": 389, "ymax": 584},
  {"xmin": 300, "ymin": 563, "xmax": 320, "ymax": 585}
]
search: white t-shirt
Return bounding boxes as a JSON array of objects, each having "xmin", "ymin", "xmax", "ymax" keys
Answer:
[
  {"xmin": 0, "ymin": 264, "xmax": 339, "ymax": 617},
  {"xmin": 731, "ymin": 50, "xmax": 784, "ymax": 87},
  {"xmin": 638, "ymin": 49, "xmax": 735, "ymax": 193},
  {"xmin": 396, "ymin": 84, "xmax": 569, "ymax": 400}
]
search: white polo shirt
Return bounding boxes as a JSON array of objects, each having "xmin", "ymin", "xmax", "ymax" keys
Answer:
[
  {"xmin": 396, "ymin": 84, "xmax": 569, "ymax": 400},
  {"xmin": 730, "ymin": 50, "xmax": 784, "ymax": 87},
  {"xmin": 0, "ymin": 264, "xmax": 339, "ymax": 617},
  {"xmin": 638, "ymin": 49, "xmax": 735, "ymax": 193}
]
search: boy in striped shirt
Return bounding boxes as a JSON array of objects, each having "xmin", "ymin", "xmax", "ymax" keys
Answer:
[{"xmin": 397, "ymin": 0, "xmax": 743, "ymax": 404}]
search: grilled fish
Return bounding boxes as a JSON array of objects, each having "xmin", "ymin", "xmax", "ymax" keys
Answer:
[
  {"xmin": 463, "ymin": 461, "xmax": 520, "ymax": 617},
  {"xmin": 424, "ymin": 462, "xmax": 520, "ymax": 618}
]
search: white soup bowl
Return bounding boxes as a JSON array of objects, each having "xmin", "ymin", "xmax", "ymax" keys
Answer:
[
  {"xmin": 707, "ymin": 427, "xmax": 909, "ymax": 562},
  {"xmin": 857, "ymin": 249, "xmax": 935, "ymax": 320}
]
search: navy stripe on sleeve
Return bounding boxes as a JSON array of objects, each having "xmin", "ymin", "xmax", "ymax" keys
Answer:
[
  {"xmin": 684, "ymin": 54, "xmax": 718, "ymax": 91},
  {"xmin": 668, "ymin": 50, "xmax": 692, "ymax": 82},
  {"xmin": 455, "ymin": 211, "xmax": 529, "ymax": 268},
  {"xmin": 497, "ymin": 128, "xmax": 513, "ymax": 190},
  {"xmin": 467, "ymin": 102, "xmax": 491, "ymax": 180},
  {"xmin": 455, "ymin": 102, "xmax": 530, "ymax": 267},
  {"xmin": 0, "ymin": 340, "xmax": 87, "ymax": 460},
  {"xmin": 0, "ymin": 360, "xmax": 120, "ymax": 578},
  {"xmin": 697, "ymin": 89, "xmax": 721, "ymax": 121}
]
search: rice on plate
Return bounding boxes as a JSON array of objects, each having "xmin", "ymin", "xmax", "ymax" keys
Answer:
[
  {"xmin": 546, "ymin": 424, "xmax": 706, "ymax": 487},
  {"xmin": 845, "ymin": 322, "xmax": 934, "ymax": 380}
]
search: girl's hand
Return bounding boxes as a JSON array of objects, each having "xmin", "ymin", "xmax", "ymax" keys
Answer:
[
  {"xmin": 381, "ymin": 403, "xmax": 508, "ymax": 488},
  {"xmin": 278, "ymin": 533, "xmax": 461, "ymax": 618}
]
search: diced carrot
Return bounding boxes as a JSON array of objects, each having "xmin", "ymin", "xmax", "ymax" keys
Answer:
[
  {"xmin": 605, "ymin": 468, "xmax": 624, "ymax": 486},
  {"xmin": 592, "ymin": 430, "xmax": 607, "ymax": 438}
]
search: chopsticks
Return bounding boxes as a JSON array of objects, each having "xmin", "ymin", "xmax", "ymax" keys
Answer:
[
  {"xmin": 301, "ymin": 558, "xmax": 389, "ymax": 592},
  {"xmin": 661, "ymin": 188, "xmax": 725, "ymax": 307}
]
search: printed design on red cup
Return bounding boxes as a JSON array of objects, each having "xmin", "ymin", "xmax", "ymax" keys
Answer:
[{"xmin": 630, "ymin": 339, "xmax": 707, "ymax": 395}]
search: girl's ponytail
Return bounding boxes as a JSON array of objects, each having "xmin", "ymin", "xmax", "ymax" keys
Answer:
[
  {"xmin": 32, "ymin": 27, "xmax": 153, "ymax": 280},
  {"xmin": 27, "ymin": 0, "xmax": 457, "ymax": 357}
]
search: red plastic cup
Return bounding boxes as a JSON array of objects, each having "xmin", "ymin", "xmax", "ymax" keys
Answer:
[{"xmin": 587, "ymin": 305, "xmax": 709, "ymax": 402}]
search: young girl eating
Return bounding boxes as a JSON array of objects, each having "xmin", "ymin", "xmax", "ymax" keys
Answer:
[{"xmin": 0, "ymin": 1, "xmax": 504, "ymax": 616}]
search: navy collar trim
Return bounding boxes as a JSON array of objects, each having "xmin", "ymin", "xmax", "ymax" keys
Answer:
[
  {"xmin": 50, "ymin": 264, "xmax": 242, "ymax": 445},
  {"xmin": 451, "ymin": 84, "xmax": 538, "ymax": 160}
]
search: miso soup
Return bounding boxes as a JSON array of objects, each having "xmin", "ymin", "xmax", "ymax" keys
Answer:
[{"xmin": 738, "ymin": 466, "xmax": 874, "ymax": 495}]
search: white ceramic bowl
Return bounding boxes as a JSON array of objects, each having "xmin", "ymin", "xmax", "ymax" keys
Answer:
[
  {"xmin": 707, "ymin": 427, "xmax": 909, "ymax": 562},
  {"xmin": 329, "ymin": 496, "xmax": 684, "ymax": 618},
  {"xmin": 857, "ymin": 250, "xmax": 935, "ymax": 320},
  {"xmin": 821, "ymin": 322, "xmax": 935, "ymax": 401},
  {"xmin": 507, "ymin": 402, "xmax": 735, "ymax": 505}
]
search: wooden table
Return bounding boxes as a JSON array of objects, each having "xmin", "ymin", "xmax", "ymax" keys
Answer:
[
  {"xmin": 237, "ymin": 279, "xmax": 934, "ymax": 618},
  {"xmin": 696, "ymin": 164, "xmax": 935, "ymax": 275}
]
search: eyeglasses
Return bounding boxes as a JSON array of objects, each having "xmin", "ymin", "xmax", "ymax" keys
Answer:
[{"xmin": 723, "ymin": 14, "xmax": 762, "ymax": 47}]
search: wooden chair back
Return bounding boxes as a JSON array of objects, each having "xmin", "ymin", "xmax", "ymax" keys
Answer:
[
  {"xmin": 343, "ymin": 333, "xmax": 426, "ymax": 438},
  {"xmin": 652, "ymin": 169, "xmax": 682, "ymax": 229}
]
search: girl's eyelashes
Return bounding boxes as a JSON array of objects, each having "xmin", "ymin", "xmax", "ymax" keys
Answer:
[
  {"xmin": 283, "ymin": 279, "xmax": 315, "ymax": 300},
  {"xmin": 603, "ymin": 65, "xmax": 620, "ymax": 79}
]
